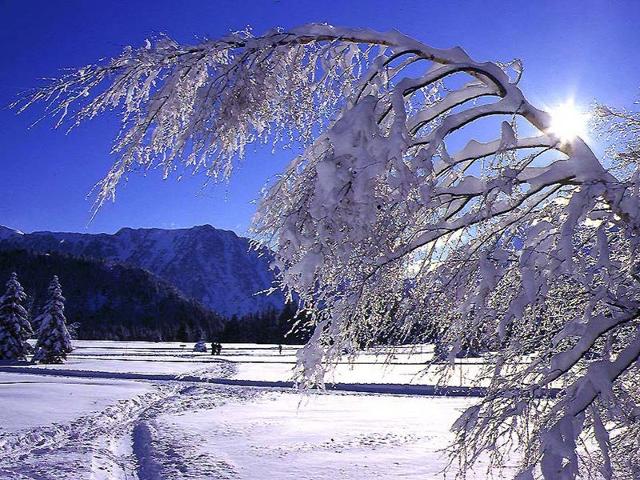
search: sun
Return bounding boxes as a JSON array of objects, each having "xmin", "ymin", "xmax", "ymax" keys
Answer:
[{"xmin": 547, "ymin": 99, "xmax": 591, "ymax": 143}]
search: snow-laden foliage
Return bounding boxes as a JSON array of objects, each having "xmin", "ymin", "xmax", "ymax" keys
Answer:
[
  {"xmin": 20, "ymin": 24, "xmax": 640, "ymax": 479},
  {"xmin": 0, "ymin": 272, "xmax": 33, "ymax": 361},
  {"xmin": 193, "ymin": 339, "xmax": 207, "ymax": 352},
  {"xmin": 593, "ymin": 102, "xmax": 640, "ymax": 183},
  {"xmin": 33, "ymin": 276, "xmax": 73, "ymax": 364}
]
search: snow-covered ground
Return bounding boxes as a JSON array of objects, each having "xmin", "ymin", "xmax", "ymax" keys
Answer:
[
  {"xmin": 0, "ymin": 341, "xmax": 503, "ymax": 479},
  {"xmin": 0, "ymin": 373, "xmax": 153, "ymax": 433},
  {"xmin": 21, "ymin": 340, "xmax": 488, "ymax": 387},
  {"xmin": 150, "ymin": 391, "xmax": 498, "ymax": 479}
]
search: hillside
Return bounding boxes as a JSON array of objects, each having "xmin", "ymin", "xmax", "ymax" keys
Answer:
[
  {"xmin": 0, "ymin": 225, "xmax": 285, "ymax": 317},
  {"xmin": 0, "ymin": 249, "xmax": 224, "ymax": 341}
]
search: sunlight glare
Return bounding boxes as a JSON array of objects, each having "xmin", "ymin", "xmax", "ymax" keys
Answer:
[{"xmin": 547, "ymin": 100, "xmax": 590, "ymax": 143}]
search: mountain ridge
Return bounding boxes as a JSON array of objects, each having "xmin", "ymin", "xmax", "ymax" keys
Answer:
[{"xmin": 0, "ymin": 224, "xmax": 284, "ymax": 317}]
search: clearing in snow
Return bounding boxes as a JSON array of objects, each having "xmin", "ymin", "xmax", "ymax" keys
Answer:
[{"xmin": 0, "ymin": 341, "xmax": 507, "ymax": 479}]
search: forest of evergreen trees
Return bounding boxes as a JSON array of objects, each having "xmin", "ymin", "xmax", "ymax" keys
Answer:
[
  {"xmin": 219, "ymin": 302, "xmax": 310, "ymax": 344},
  {"xmin": 0, "ymin": 249, "xmax": 308, "ymax": 344}
]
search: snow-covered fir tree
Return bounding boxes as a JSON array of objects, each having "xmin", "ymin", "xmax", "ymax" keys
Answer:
[
  {"xmin": 0, "ymin": 272, "xmax": 33, "ymax": 361},
  {"xmin": 193, "ymin": 339, "xmax": 207, "ymax": 352},
  {"xmin": 33, "ymin": 276, "xmax": 73, "ymax": 364}
]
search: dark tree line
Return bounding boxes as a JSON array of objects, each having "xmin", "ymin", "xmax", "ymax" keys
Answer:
[
  {"xmin": 0, "ymin": 249, "xmax": 307, "ymax": 343},
  {"xmin": 219, "ymin": 302, "xmax": 310, "ymax": 344},
  {"xmin": 0, "ymin": 249, "xmax": 224, "ymax": 341}
]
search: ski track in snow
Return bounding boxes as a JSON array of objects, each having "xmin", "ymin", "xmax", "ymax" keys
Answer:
[
  {"xmin": 0, "ymin": 357, "xmax": 252, "ymax": 480},
  {"xmin": 0, "ymin": 385, "xmax": 171, "ymax": 479},
  {"xmin": 0, "ymin": 364, "xmax": 491, "ymax": 397},
  {"xmin": 132, "ymin": 384, "xmax": 261, "ymax": 480},
  {"xmin": 0, "ymin": 382, "xmax": 262, "ymax": 480},
  {"xmin": 135, "ymin": 416, "xmax": 242, "ymax": 479},
  {"xmin": 0, "ymin": 343, "xmax": 495, "ymax": 479}
]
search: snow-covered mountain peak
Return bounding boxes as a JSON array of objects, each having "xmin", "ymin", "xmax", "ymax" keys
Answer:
[
  {"xmin": 0, "ymin": 225, "xmax": 23, "ymax": 240},
  {"xmin": 0, "ymin": 224, "xmax": 284, "ymax": 317}
]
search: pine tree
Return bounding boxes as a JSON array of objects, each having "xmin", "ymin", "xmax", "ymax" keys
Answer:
[
  {"xmin": 33, "ymin": 276, "xmax": 72, "ymax": 364},
  {"xmin": 0, "ymin": 272, "xmax": 33, "ymax": 361}
]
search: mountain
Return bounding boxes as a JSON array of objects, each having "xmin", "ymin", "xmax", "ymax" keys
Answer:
[
  {"xmin": 0, "ymin": 225, "xmax": 284, "ymax": 317},
  {"xmin": 0, "ymin": 249, "xmax": 224, "ymax": 341},
  {"xmin": 0, "ymin": 225, "xmax": 23, "ymax": 240}
]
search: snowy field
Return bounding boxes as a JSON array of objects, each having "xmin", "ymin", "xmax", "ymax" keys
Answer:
[{"xmin": 0, "ymin": 341, "xmax": 506, "ymax": 479}]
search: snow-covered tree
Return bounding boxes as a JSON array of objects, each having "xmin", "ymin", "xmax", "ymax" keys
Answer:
[
  {"xmin": 19, "ymin": 25, "xmax": 640, "ymax": 479},
  {"xmin": 0, "ymin": 272, "xmax": 33, "ymax": 361},
  {"xmin": 193, "ymin": 339, "xmax": 207, "ymax": 352},
  {"xmin": 33, "ymin": 276, "xmax": 73, "ymax": 364}
]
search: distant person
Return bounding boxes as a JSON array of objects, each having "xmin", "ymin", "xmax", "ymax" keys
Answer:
[
  {"xmin": 216, "ymin": 342, "xmax": 222, "ymax": 355},
  {"xmin": 210, "ymin": 342, "xmax": 216, "ymax": 355},
  {"xmin": 278, "ymin": 344, "xmax": 283, "ymax": 355}
]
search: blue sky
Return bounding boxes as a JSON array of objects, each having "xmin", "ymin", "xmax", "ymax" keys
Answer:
[{"xmin": 1, "ymin": 0, "xmax": 639, "ymax": 235}]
